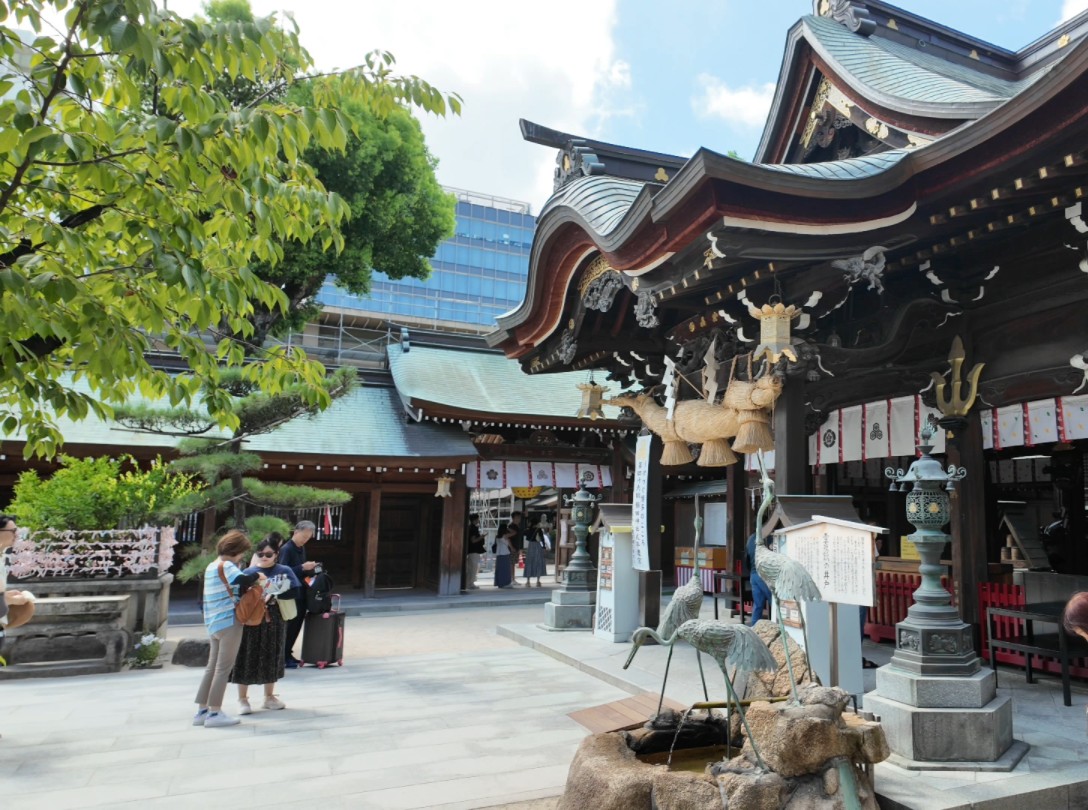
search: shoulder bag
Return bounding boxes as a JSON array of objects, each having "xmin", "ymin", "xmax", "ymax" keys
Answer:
[{"xmin": 218, "ymin": 562, "xmax": 267, "ymax": 626}]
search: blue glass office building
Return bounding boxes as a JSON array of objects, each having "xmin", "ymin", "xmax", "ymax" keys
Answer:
[{"xmin": 317, "ymin": 188, "xmax": 536, "ymax": 333}]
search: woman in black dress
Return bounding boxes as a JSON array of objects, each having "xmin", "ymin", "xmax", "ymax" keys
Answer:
[{"xmin": 230, "ymin": 536, "xmax": 300, "ymax": 714}]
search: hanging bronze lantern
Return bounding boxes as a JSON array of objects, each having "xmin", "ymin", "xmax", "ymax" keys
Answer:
[{"xmin": 434, "ymin": 476, "xmax": 454, "ymax": 498}]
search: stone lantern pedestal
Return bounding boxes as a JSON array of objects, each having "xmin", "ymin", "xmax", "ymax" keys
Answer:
[
  {"xmin": 543, "ymin": 483, "xmax": 598, "ymax": 630},
  {"xmin": 864, "ymin": 428, "xmax": 1027, "ymax": 770}
]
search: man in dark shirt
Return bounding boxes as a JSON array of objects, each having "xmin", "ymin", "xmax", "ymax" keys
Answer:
[{"xmin": 278, "ymin": 520, "xmax": 316, "ymax": 667}]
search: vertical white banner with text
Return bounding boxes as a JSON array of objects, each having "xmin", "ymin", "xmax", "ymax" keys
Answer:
[{"xmin": 631, "ymin": 435, "xmax": 652, "ymax": 571}]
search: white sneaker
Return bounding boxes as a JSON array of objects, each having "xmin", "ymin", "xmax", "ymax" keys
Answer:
[
  {"xmin": 192, "ymin": 708, "xmax": 209, "ymax": 726},
  {"xmin": 238, "ymin": 699, "xmax": 252, "ymax": 716},
  {"xmin": 263, "ymin": 695, "xmax": 286, "ymax": 711},
  {"xmin": 204, "ymin": 711, "xmax": 240, "ymax": 728}
]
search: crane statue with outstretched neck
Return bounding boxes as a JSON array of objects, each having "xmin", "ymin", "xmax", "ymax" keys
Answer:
[
  {"xmin": 624, "ymin": 499, "xmax": 710, "ymax": 715},
  {"xmin": 628, "ymin": 618, "xmax": 777, "ymax": 770},
  {"xmin": 752, "ymin": 451, "xmax": 823, "ymax": 703}
]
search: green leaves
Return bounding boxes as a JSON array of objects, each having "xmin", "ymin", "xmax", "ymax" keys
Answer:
[{"xmin": 0, "ymin": 0, "xmax": 457, "ymax": 458}]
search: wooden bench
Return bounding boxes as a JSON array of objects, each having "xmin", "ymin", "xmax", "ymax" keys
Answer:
[{"xmin": 987, "ymin": 601, "xmax": 1088, "ymax": 707}]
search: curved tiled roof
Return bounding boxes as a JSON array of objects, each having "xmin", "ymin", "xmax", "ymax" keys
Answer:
[
  {"xmin": 388, "ymin": 343, "xmax": 625, "ymax": 420},
  {"xmin": 538, "ymin": 175, "xmax": 647, "ymax": 238},
  {"xmin": 804, "ymin": 15, "xmax": 1045, "ymax": 112},
  {"xmin": 758, "ymin": 148, "xmax": 910, "ymax": 180}
]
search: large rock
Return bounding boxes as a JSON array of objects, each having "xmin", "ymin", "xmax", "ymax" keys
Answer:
[
  {"xmin": 715, "ymin": 685, "xmax": 888, "ymax": 809},
  {"xmin": 743, "ymin": 619, "xmax": 817, "ymax": 700},
  {"xmin": 171, "ymin": 638, "xmax": 210, "ymax": 667},
  {"xmin": 558, "ymin": 733, "xmax": 722, "ymax": 810},
  {"xmin": 559, "ymin": 687, "xmax": 889, "ymax": 810}
]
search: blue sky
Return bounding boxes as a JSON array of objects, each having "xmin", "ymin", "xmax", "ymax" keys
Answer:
[
  {"xmin": 597, "ymin": 1, "xmax": 1074, "ymax": 161},
  {"xmin": 171, "ymin": 0, "xmax": 1085, "ymax": 212}
]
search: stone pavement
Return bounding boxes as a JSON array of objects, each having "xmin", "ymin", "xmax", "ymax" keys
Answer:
[
  {"xmin": 0, "ymin": 605, "xmax": 617, "ymax": 810},
  {"xmin": 4, "ymin": 597, "xmax": 1088, "ymax": 809}
]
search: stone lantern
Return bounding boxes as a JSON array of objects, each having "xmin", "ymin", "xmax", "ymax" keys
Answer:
[
  {"xmin": 866, "ymin": 425, "xmax": 1024, "ymax": 769},
  {"xmin": 882, "ymin": 425, "xmax": 972, "ymax": 673},
  {"xmin": 543, "ymin": 482, "xmax": 600, "ymax": 630}
]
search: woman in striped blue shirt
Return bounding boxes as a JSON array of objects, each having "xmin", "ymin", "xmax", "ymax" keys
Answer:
[{"xmin": 193, "ymin": 531, "xmax": 264, "ymax": 728}]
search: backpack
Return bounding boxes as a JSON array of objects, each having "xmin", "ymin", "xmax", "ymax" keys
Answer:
[
  {"xmin": 218, "ymin": 562, "xmax": 267, "ymax": 627},
  {"xmin": 306, "ymin": 567, "xmax": 334, "ymax": 614}
]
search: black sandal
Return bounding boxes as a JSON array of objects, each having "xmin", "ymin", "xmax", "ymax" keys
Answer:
[{"xmin": 862, "ymin": 658, "xmax": 879, "ymax": 669}]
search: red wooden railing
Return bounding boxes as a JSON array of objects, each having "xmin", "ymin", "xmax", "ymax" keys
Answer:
[{"xmin": 863, "ymin": 571, "xmax": 954, "ymax": 642}]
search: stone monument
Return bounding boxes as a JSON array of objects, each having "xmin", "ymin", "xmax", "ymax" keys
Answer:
[{"xmin": 864, "ymin": 427, "xmax": 1027, "ymax": 769}]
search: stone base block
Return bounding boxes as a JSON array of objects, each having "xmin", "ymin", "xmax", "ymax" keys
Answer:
[
  {"xmin": 543, "ymin": 602, "xmax": 594, "ymax": 630},
  {"xmin": 864, "ymin": 692, "xmax": 1013, "ymax": 763},
  {"xmin": 550, "ymin": 590, "xmax": 596, "ymax": 606},
  {"xmin": 882, "ymin": 739, "xmax": 1029, "ymax": 773},
  {"xmin": 874, "ymin": 666, "xmax": 996, "ymax": 708}
]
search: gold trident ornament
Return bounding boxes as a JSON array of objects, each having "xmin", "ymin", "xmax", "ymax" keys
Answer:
[{"xmin": 930, "ymin": 336, "xmax": 984, "ymax": 417}]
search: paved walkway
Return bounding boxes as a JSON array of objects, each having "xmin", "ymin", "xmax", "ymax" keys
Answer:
[{"xmin": 4, "ymin": 597, "xmax": 1088, "ymax": 809}]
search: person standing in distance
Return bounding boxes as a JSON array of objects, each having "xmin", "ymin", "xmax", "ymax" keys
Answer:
[
  {"xmin": 464, "ymin": 514, "xmax": 485, "ymax": 590},
  {"xmin": 277, "ymin": 520, "xmax": 316, "ymax": 669}
]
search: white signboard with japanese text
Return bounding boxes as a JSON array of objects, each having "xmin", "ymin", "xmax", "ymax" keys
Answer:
[
  {"xmin": 631, "ymin": 435, "xmax": 652, "ymax": 572},
  {"xmin": 776, "ymin": 517, "xmax": 879, "ymax": 607}
]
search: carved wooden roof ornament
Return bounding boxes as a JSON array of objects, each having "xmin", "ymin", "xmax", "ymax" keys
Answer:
[
  {"xmin": 815, "ymin": 0, "xmax": 876, "ymax": 36},
  {"xmin": 581, "ymin": 255, "xmax": 625, "ymax": 313},
  {"xmin": 553, "ymin": 139, "xmax": 605, "ymax": 191},
  {"xmin": 635, "ymin": 289, "xmax": 659, "ymax": 328},
  {"xmin": 1070, "ymin": 351, "xmax": 1088, "ymax": 394},
  {"xmin": 832, "ymin": 246, "xmax": 888, "ymax": 293}
]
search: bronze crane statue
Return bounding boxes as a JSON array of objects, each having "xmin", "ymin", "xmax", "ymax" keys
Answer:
[
  {"xmin": 752, "ymin": 452, "xmax": 823, "ymax": 703},
  {"xmin": 629, "ymin": 618, "xmax": 777, "ymax": 770},
  {"xmin": 624, "ymin": 503, "xmax": 709, "ymax": 714}
]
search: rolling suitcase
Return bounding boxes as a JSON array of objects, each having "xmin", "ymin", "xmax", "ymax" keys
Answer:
[{"xmin": 300, "ymin": 594, "xmax": 344, "ymax": 668}]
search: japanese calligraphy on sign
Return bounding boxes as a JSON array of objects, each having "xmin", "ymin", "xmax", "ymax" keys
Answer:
[
  {"xmin": 631, "ymin": 435, "xmax": 652, "ymax": 571},
  {"xmin": 776, "ymin": 517, "xmax": 879, "ymax": 606}
]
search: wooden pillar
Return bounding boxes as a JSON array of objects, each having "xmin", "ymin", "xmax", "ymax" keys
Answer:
[
  {"xmin": 726, "ymin": 461, "xmax": 747, "ymax": 571},
  {"xmin": 610, "ymin": 439, "xmax": 629, "ymax": 503},
  {"xmin": 946, "ymin": 411, "xmax": 989, "ymax": 630},
  {"xmin": 351, "ymin": 492, "xmax": 367, "ymax": 589},
  {"xmin": 773, "ymin": 380, "xmax": 809, "ymax": 496},
  {"xmin": 438, "ymin": 475, "xmax": 468, "ymax": 596},
  {"xmin": 646, "ymin": 433, "xmax": 663, "ymax": 572},
  {"xmin": 364, "ymin": 487, "xmax": 381, "ymax": 598}
]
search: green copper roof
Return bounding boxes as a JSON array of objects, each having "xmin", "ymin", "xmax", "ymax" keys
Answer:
[
  {"xmin": 387, "ymin": 343, "xmax": 625, "ymax": 421},
  {"xmin": 245, "ymin": 385, "xmax": 476, "ymax": 459},
  {"xmin": 803, "ymin": 15, "xmax": 1045, "ymax": 112},
  {"xmin": 2, "ymin": 380, "xmax": 476, "ymax": 460}
]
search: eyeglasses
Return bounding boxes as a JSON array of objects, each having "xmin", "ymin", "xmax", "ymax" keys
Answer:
[{"xmin": 255, "ymin": 552, "xmax": 276, "ymax": 558}]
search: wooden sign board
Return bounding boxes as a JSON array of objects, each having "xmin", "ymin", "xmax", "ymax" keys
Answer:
[{"xmin": 774, "ymin": 516, "xmax": 884, "ymax": 607}]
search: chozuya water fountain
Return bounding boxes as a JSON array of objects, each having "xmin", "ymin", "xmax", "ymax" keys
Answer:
[{"xmin": 558, "ymin": 454, "xmax": 890, "ymax": 810}]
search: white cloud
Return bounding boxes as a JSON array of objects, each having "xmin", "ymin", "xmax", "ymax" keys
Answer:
[
  {"xmin": 169, "ymin": 0, "xmax": 625, "ymax": 213},
  {"xmin": 692, "ymin": 74, "xmax": 775, "ymax": 128},
  {"xmin": 1061, "ymin": 0, "xmax": 1088, "ymax": 21}
]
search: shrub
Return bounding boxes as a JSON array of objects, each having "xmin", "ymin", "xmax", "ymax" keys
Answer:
[{"xmin": 9, "ymin": 455, "xmax": 203, "ymax": 531}]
